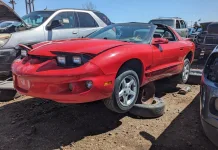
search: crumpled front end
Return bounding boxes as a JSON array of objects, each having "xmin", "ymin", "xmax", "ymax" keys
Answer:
[{"xmin": 12, "ymin": 55, "xmax": 116, "ymax": 103}]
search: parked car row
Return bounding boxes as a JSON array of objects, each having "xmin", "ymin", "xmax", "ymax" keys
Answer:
[{"xmin": 195, "ymin": 22, "xmax": 218, "ymax": 59}]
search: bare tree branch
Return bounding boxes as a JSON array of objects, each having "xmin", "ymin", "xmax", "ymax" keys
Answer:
[{"xmin": 82, "ymin": 1, "xmax": 96, "ymax": 11}]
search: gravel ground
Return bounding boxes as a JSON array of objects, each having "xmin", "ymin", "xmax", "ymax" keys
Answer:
[{"xmin": 0, "ymin": 81, "xmax": 217, "ymax": 150}]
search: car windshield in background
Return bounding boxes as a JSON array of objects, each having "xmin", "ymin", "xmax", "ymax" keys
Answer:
[
  {"xmin": 22, "ymin": 11, "xmax": 55, "ymax": 28},
  {"xmin": 88, "ymin": 24, "xmax": 153, "ymax": 43},
  {"xmin": 208, "ymin": 23, "xmax": 218, "ymax": 34},
  {"xmin": 149, "ymin": 20, "xmax": 174, "ymax": 27}
]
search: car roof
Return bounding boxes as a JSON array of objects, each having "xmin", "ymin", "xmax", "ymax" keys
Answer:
[
  {"xmin": 151, "ymin": 17, "xmax": 183, "ymax": 20},
  {"xmin": 33, "ymin": 8, "xmax": 102, "ymax": 13},
  {"xmin": 111, "ymin": 22, "xmax": 155, "ymax": 26}
]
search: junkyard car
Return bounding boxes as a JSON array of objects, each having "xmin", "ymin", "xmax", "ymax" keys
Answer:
[
  {"xmin": 201, "ymin": 45, "xmax": 218, "ymax": 147},
  {"xmin": 188, "ymin": 27, "xmax": 202, "ymax": 42},
  {"xmin": 0, "ymin": 1, "xmax": 111, "ymax": 77},
  {"xmin": 149, "ymin": 17, "xmax": 189, "ymax": 37},
  {"xmin": 195, "ymin": 22, "xmax": 218, "ymax": 59},
  {"xmin": 12, "ymin": 23, "xmax": 195, "ymax": 113},
  {"xmin": 0, "ymin": 21, "xmax": 17, "ymax": 30}
]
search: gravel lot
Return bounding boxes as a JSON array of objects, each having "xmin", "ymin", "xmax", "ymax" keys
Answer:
[{"xmin": 0, "ymin": 79, "xmax": 217, "ymax": 150}]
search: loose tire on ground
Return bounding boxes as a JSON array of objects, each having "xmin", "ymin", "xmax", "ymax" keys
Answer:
[
  {"xmin": 129, "ymin": 97, "xmax": 165, "ymax": 118},
  {"xmin": 104, "ymin": 68, "xmax": 140, "ymax": 113}
]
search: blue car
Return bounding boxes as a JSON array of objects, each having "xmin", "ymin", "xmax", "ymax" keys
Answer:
[{"xmin": 201, "ymin": 45, "xmax": 218, "ymax": 147}]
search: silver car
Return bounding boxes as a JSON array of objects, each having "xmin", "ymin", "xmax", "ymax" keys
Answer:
[
  {"xmin": 149, "ymin": 17, "xmax": 189, "ymax": 37},
  {"xmin": 201, "ymin": 45, "xmax": 218, "ymax": 147},
  {"xmin": 0, "ymin": 1, "xmax": 111, "ymax": 77}
]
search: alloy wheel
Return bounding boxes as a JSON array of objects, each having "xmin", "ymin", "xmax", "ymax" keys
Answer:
[{"xmin": 118, "ymin": 75, "xmax": 137, "ymax": 107}]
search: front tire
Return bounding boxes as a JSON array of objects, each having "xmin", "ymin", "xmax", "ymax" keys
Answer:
[
  {"xmin": 171, "ymin": 59, "xmax": 191, "ymax": 84},
  {"xmin": 104, "ymin": 69, "xmax": 139, "ymax": 113}
]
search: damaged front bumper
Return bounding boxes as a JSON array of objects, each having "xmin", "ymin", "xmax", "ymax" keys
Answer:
[{"xmin": 0, "ymin": 47, "xmax": 20, "ymax": 77}]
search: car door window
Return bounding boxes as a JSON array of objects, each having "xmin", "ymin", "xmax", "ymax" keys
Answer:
[
  {"xmin": 180, "ymin": 20, "xmax": 186, "ymax": 28},
  {"xmin": 176, "ymin": 20, "xmax": 181, "ymax": 29},
  {"xmin": 77, "ymin": 12, "xmax": 99, "ymax": 28},
  {"xmin": 155, "ymin": 28, "xmax": 176, "ymax": 41},
  {"xmin": 51, "ymin": 12, "xmax": 76, "ymax": 29}
]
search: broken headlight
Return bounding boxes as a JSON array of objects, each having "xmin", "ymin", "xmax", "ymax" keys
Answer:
[
  {"xmin": 54, "ymin": 52, "xmax": 95, "ymax": 67},
  {"xmin": 0, "ymin": 34, "xmax": 11, "ymax": 47}
]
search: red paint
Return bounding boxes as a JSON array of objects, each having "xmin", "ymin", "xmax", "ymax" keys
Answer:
[{"xmin": 12, "ymin": 28, "xmax": 195, "ymax": 103}]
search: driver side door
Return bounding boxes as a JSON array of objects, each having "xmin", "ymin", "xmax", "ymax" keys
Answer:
[{"xmin": 150, "ymin": 29, "xmax": 182, "ymax": 81}]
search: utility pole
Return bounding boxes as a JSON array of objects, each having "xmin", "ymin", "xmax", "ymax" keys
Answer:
[
  {"xmin": 25, "ymin": 0, "xmax": 35, "ymax": 14},
  {"xmin": 9, "ymin": 0, "xmax": 16, "ymax": 10}
]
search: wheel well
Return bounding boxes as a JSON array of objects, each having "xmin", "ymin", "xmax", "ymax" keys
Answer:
[
  {"xmin": 116, "ymin": 59, "xmax": 143, "ymax": 84},
  {"xmin": 185, "ymin": 51, "xmax": 193, "ymax": 62}
]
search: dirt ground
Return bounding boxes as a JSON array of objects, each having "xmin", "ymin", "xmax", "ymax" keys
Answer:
[{"xmin": 0, "ymin": 78, "xmax": 217, "ymax": 150}]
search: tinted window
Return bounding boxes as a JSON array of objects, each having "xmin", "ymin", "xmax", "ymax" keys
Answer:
[
  {"xmin": 180, "ymin": 20, "xmax": 186, "ymax": 28},
  {"xmin": 77, "ymin": 12, "xmax": 98, "ymax": 28},
  {"xmin": 149, "ymin": 20, "xmax": 174, "ymax": 27},
  {"xmin": 51, "ymin": 12, "xmax": 76, "ymax": 29},
  {"xmin": 176, "ymin": 20, "xmax": 180, "ymax": 29},
  {"xmin": 94, "ymin": 12, "xmax": 111, "ymax": 25}
]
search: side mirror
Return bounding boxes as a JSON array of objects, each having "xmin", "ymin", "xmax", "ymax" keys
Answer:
[
  {"xmin": 46, "ymin": 20, "xmax": 63, "ymax": 30},
  {"xmin": 152, "ymin": 38, "xmax": 169, "ymax": 45}
]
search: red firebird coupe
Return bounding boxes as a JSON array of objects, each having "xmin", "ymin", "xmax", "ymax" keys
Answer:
[{"xmin": 12, "ymin": 23, "xmax": 195, "ymax": 113}]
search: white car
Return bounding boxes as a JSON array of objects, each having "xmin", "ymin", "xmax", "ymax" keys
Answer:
[{"xmin": 149, "ymin": 17, "xmax": 189, "ymax": 37}]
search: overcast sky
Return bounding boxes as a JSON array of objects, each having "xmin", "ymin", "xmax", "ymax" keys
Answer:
[{"xmin": 3, "ymin": 0, "xmax": 218, "ymax": 26}]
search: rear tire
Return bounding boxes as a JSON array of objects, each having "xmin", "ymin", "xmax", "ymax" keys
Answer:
[{"xmin": 104, "ymin": 68, "xmax": 139, "ymax": 113}]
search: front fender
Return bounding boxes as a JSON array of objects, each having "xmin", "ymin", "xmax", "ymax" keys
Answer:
[{"xmin": 90, "ymin": 44, "xmax": 152, "ymax": 76}]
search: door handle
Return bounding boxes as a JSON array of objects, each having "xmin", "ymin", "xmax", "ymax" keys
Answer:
[
  {"xmin": 180, "ymin": 48, "xmax": 184, "ymax": 50},
  {"xmin": 72, "ymin": 32, "xmax": 78, "ymax": 34}
]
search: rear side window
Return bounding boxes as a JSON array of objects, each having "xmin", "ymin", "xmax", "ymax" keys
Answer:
[
  {"xmin": 180, "ymin": 20, "xmax": 186, "ymax": 28},
  {"xmin": 94, "ymin": 12, "xmax": 112, "ymax": 25},
  {"xmin": 176, "ymin": 20, "xmax": 180, "ymax": 29},
  {"xmin": 77, "ymin": 12, "xmax": 99, "ymax": 28}
]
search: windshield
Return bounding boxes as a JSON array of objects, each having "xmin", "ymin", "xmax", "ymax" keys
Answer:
[
  {"xmin": 22, "ymin": 11, "xmax": 55, "ymax": 28},
  {"xmin": 149, "ymin": 20, "xmax": 174, "ymax": 27},
  {"xmin": 88, "ymin": 24, "xmax": 153, "ymax": 43}
]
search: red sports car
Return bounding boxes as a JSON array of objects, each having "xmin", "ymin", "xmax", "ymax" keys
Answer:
[{"xmin": 12, "ymin": 23, "xmax": 195, "ymax": 113}]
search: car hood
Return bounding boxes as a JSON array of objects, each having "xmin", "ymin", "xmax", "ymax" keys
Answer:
[
  {"xmin": 29, "ymin": 38, "xmax": 132, "ymax": 56},
  {"xmin": 0, "ymin": 1, "xmax": 23, "ymax": 22}
]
